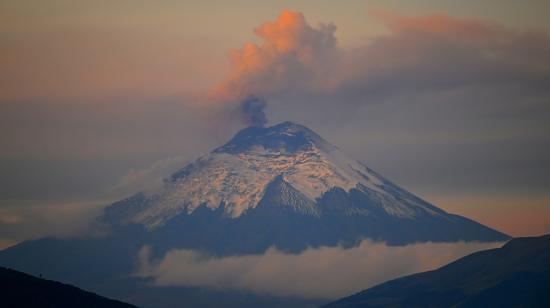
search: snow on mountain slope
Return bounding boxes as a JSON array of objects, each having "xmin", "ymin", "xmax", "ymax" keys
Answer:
[{"xmin": 124, "ymin": 122, "xmax": 443, "ymax": 229}]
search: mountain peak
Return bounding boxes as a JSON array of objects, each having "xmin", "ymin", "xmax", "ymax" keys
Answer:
[
  {"xmin": 271, "ymin": 120, "xmax": 309, "ymax": 132},
  {"xmin": 97, "ymin": 119, "xmax": 508, "ymax": 245},
  {"xmin": 214, "ymin": 121, "xmax": 332, "ymax": 154}
]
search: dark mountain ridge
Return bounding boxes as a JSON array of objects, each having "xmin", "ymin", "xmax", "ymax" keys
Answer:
[
  {"xmin": 324, "ymin": 234, "xmax": 550, "ymax": 308},
  {"xmin": 0, "ymin": 266, "xmax": 137, "ymax": 308}
]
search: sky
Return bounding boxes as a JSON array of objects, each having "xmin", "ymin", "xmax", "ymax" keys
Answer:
[{"xmin": 1, "ymin": 0, "xmax": 550, "ymax": 248}]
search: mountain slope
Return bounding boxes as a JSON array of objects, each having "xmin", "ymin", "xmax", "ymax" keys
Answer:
[
  {"xmin": 0, "ymin": 266, "xmax": 137, "ymax": 308},
  {"xmin": 324, "ymin": 234, "xmax": 550, "ymax": 308}
]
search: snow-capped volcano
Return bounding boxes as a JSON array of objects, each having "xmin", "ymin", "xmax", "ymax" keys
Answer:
[
  {"xmin": 101, "ymin": 121, "xmax": 509, "ymax": 252},
  {"xmin": 126, "ymin": 121, "xmax": 437, "ymax": 229},
  {"xmin": 0, "ymin": 121, "xmax": 510, "ymax": 303}
]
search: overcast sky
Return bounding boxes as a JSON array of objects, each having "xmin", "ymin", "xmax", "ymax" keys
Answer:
[{"xmin": 1, "ymin": 0, "xmax": 549, "ymax": 248}]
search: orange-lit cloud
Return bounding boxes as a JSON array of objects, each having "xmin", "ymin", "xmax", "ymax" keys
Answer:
[
  {"xmin": 210, "ymin": 9, "xmax": 550, "ymax": 116},
  {"xmin": 372, "ymin": 10, "xmax": 495, "ymax": 39},
  {"xmin": 210, "ymin": 10, "xmax": 338, "ymax": 102}
]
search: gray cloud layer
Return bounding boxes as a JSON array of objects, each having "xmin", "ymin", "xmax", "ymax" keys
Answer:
[{"xmin": 137, "ymin": 240, "xmax": 502, "ymax": 299}]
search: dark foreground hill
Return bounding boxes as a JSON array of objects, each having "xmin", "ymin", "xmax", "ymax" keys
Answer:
[
  {"xmin": 324, "ymin": 234, "xmax": 550, "ymax": 308},
  {"xmin": 0, "ymin": 266, "xmax": 137, "ymax": 308}
]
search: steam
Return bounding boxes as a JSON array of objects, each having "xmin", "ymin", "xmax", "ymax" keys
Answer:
[
  {"xmin": 209, "ymin": 9, "xmax": 338, "ymax": 129},
  {"xmin": 240, "ymin": 96, "xmax": 268, "ymax": 127}
]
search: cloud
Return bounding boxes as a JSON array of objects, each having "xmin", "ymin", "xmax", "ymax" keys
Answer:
[
  {"xmin": 0, "ymin": 200, "xmax": 107, "ymax": 250},
  {"xmin": 209, "ymin": 10, "xmax": 550, "ymax": 137},
  {"xmin": 137, "ymin": 240, "xmax": 502, "ymax": 299},
  {"xmin": 208, "ymin": 10, "xmax": 339, "ymax": 127},
  {"xmin": 317, "ymin": 12, "xmax": 549, "ymax": 119},
  {"xmin": 371, "ymin": 10, "xmax": 495, "ymax": 38},
  {"xmin": 112, "ymin": 155, "xmax": 189, "ymax": 196},
  {"xmin": 211, "ymin": 10, "xmax": 338, "ymax": 102},
  {"xmin": 240, "ymin": 96, "xmax": 268, "ymax": 127},
  {"xmin": 209, "ymin": 10, "xmax": 338, "ymax": 126}
]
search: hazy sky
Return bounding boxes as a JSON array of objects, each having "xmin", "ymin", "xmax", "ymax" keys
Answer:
[{"xmin": 1, "ymin": 0, "xmax": 550, "ymax": 248}]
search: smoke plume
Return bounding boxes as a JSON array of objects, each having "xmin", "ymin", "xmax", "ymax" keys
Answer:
[
  {"xmin": 240, "ymin": 96, "xmax": 268, "ymax": 127},
  {"xmin": 211, "ymin": 10, "xmax": 337, "ymax": 101}
]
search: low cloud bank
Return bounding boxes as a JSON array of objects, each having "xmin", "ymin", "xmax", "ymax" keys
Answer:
[
  {"xmin": 0, "ymin": 200, "xmax": 107, "ymax": 250},
  {"xmin": 137, "ymin": 239, "xmax": 502, "ymax": 299}
]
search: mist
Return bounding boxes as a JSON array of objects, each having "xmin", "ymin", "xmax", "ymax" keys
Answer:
[{"xmin": 137, "ymin": 239, "xmax": 503, "ymax": 299}]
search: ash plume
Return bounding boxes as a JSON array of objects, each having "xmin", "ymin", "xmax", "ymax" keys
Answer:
[{"xmin": 240, "ymin": 96, "xmax": 268, "ymax": 127}]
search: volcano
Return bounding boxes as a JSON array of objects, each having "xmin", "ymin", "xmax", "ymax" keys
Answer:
[
  {"xmin": 0, "ymin": 121, "xmax": 509, "ymax": 307},
  {"xmin": 99, "ymin": 121, "xmax": 508, "ymax": 255}
]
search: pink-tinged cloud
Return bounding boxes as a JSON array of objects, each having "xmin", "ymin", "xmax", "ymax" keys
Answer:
[
  {"xmin": 335, "ymin": 10, "xmax": 550, "ymax": 105},
  {"xmin": 211, "ymin": 10, "xmax": 550, "ymax": 114},
  {"xmin": 372, "ymin": 10, "xmax": 495, "ymax": 40},
  {"xmin": 210, "ymin": 10, "xmax": 338, "ymax": 102}
]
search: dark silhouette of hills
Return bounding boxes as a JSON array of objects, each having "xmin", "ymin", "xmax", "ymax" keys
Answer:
[
  {"xmin": 0, "ymin": 266, "xmax": 137, "ymax": 308},
  {"xmin": 324, "ymin": 234, "xmax": 550, "ymax": 307}
]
